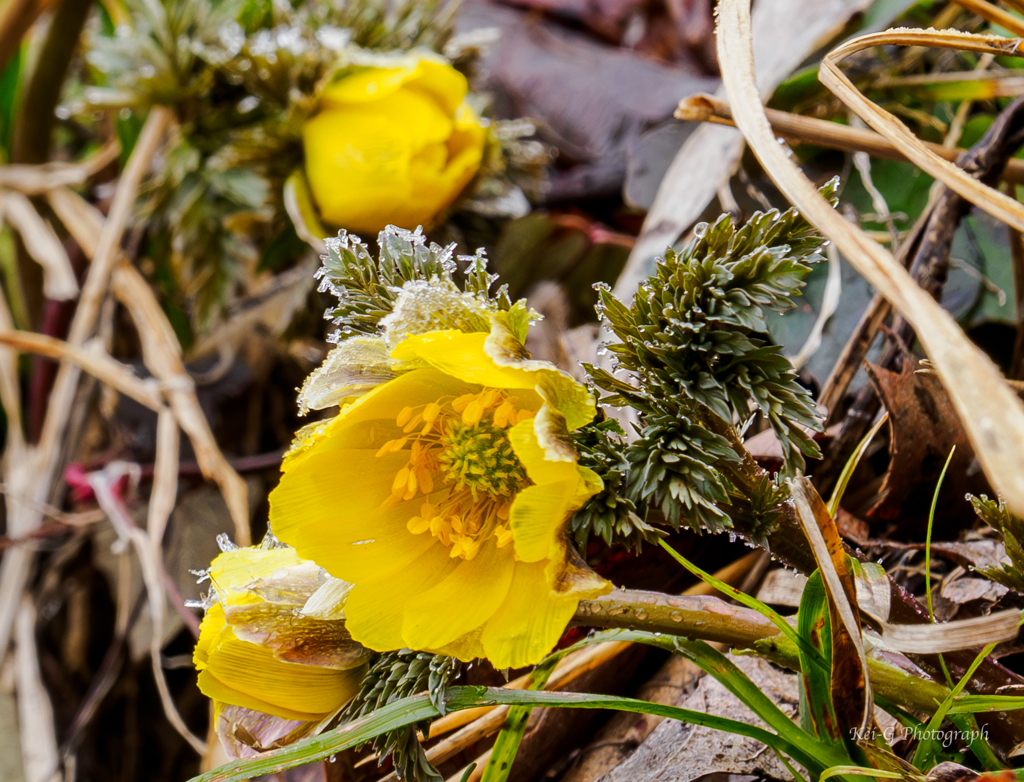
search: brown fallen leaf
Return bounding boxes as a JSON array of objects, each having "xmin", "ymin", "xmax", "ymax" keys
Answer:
[
  {"xmin": 865, "ymin": 359, "xmax": 990, "ymax": 533},
  {"xmin": 596, "ymin": 654, "xmax": 797, "ymax": 782}
]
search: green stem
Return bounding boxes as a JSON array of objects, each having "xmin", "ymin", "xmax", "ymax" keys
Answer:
[{"xmin": 575, "ymin": 589, "xmax": 951, "ymax": 718}]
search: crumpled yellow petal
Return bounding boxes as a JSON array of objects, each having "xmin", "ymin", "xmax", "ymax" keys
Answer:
[{"xmin": 195, "ymin": 605, "xmax": 365, "ymax": 721}]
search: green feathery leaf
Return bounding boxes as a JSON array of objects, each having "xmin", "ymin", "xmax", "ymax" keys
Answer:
[
  {"xmin": 585, "ymin": 182, "xmax": 836, "ymax": 537},
  {"xmin": 341, "ymin": 650, "xmax": 461, "ymax": 782},
  {"xmin": 969, "ymin": 494, "xmax": 1024, "ymax": 593}
]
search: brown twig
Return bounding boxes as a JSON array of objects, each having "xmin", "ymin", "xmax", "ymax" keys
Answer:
[{"xmin": 676, "ymin": 93, "xmax": 1024, "ymax": 186}]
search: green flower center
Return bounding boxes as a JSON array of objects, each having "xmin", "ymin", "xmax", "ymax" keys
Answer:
[{"xmin": 438, "ymin": 421, "xmax": 528, "ymax": 498}]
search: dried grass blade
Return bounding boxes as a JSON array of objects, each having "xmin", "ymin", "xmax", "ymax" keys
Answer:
[
  {"xmin": 0, "ymin": 330, "xmax": 163, "ymax": 410},
  {"xmin": 47, "ymin": 184, "xmax": 251, "ymax": 545},
  {"xmin": 954, "ymin": 0, "xmax": 1024, "ymax": 37},
  {"xmin": 675, "ymin": 93, "xmax": 1024, "ymax": 185},
  {"xmin": 2, "ymin": 191, "xmax": 78, "ymax": 300},
  {"xmin": 0, "ymin": 107, "xmax": 171, "ymax": 658},
  {"xmin": 716, "ymin": 0, "xmax": 1024, "ymax": 518},
  {"xmin": 0, "ymin": 139, "xmax": 118, "ymax": 194},
  {"xmin": 86, "ymin": 465, "xmax": 207, "ymax": 754},
  {"xmin": 820, "ymin": 29, "xmax": 1024, "ymax": 232},
  {"xmin": 15, "ymin": 597, "xmax": 59, "ymax": 782},
  {"xmin": 881, "ymin": 610, "xmax": 1022, "ymax": 654},
  {"xmin": 789, "ymin": 477, "xmax": 871, "ymax": 732},
  {"xmin": 0, "ymin": 282, "xmax": 24, "ymax": 454},
  {"xmin": 111, "ymin": 265, "xmax": 251, "ymax": 545}
]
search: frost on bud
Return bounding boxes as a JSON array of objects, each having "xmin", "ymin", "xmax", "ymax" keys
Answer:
[{"xmin": 380, "ymin": 278, "xmax": 493, "ymax": 347}]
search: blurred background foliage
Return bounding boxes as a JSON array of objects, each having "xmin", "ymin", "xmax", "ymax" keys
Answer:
[{"xmin": 6, "ymin": 0, "xmax": 1024, "ymax": 780}]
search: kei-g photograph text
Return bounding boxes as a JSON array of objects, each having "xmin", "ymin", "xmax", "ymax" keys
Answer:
[{"xmin": 851, "ymin": 725, "xmax": 992, "ymax": 749}]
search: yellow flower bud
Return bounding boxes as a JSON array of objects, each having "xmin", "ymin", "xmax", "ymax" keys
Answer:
[
  {"xmin": 302, "ymin": 56, "xmax": 487, "ymax": 234},
  {"xmin": 192, "ymin": 545, "xmax": 369, "ymax": 723}
]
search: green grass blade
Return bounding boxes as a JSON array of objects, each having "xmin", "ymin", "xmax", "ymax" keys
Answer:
[
  {"xmin": 911, "ymin": 643, "xmax": 997, "ymax": 769},
  {"xmin": 189, "ymin": 685, "xmax": 828, "ymax": 782},
  {"xmin": 948, "ymin": 694, "xmax": 1024, "ymax": 713},
  {"xmin": 658, "ymin": 539, "xmax": 826, "ymax": 671},
  {"xmin": 480, "ymin": 655, "xmax": 559, "ymax": 782},
  {"xmin": 820, "ymin": 766, "xmax": 903, "ymax": 782},
  {"xmin": 797, "ymin": 571, "xmax": 841, "ymax": 742},
  {"xmin": 827, "ymin": 413, "xmax": 888, "ymax": 518}
]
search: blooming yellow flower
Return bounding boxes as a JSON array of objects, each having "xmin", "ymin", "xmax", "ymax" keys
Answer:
[
  {"xmin": 269, "ymin": 315, "xmax": 611, "ymax": 669},
  {"xmin": 302, "ymin": 56, "xmax": 487, "ymax": 234},
  {"xmin": 193, "ymin": 545, "xmax": 369, "ymax": 722}
]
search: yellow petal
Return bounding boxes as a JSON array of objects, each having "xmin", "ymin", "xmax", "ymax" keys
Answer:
[
  {"xmin": 208, "ymin": 548, "xmax": 303, "ymax": 593},
  {"xmin": 545, "ymin": 546, "xmax": 612, "ymax": 599},
  {"xmin": 321, "ymin": 65, "xmax": 418, "ymax": 106},
  {"xmin": 281, "ymin": 368, "xmax": 460, "ymax": 473},
  {"xmin": 272, "ymin": 448, "xmax": 409, "ymax": 544},
  {"xmin": 341, "ymin": 544, "xmax": 462, "ymax": 652},
  {"xmin": 199, "ymin": 625, "xmax": 365, "ymax": 721},
  {"xmin": 507, "ymin": 420, "xmax": 578, "ymax": 486},
  {"xmin": 507, "ymin": 480, "xmax": 580, "ymax": 563},
  {"xmin": 303, "ymin": 87, "xmax": 454, "ymax": 233},
  {"xmin": 391, "ymin": 330, "xmax": 544, "ymax": 394},
  {"xmin": 405, "ymin": 59, "xmax": 470, "ymax": 116},
  {"xmin": 485, "ymin": 315, "xmax": 597, "ymax": 431},
  {"xmin": 401, "ymin": 541, "xmax": 514, "ymax": 654},
  {"xmin": 480, "ymin": 561, "xmax": 581, "ymax": 670},
  {"xmin": 193, "ymin": 603, "xmax": 226, "ymax": 670}
]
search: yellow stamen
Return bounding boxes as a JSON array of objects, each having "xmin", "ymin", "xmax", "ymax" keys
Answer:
[
  {"xmin": 396, "ymin": 406, "xmax": 414, "ymax": 427},
  {"xmin": 417, "ymin": 467, "xmax": 434, "ymax": 494},
  {"xmin": 462, "ymin": 400, "xmax": 484, "ymax": 426},
  {"xmin": 392, "ymin": 466, "xmax": 410, "ymax": 492},
  {"xmin": 452, "ymin": 393, "xmax": 475, "ymax": 412},
  {"xmin": 423, "ymin": 402, "xmax": 441, "ymax": 422},
  {"xmin": 493, "ymin": 401, "xmax": 514, "ymax": 428},
  {"xmin": 407, "ymin": 515, "xmax": 431, "ymax": 534}
]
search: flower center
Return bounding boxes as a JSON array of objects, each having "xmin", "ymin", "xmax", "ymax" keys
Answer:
[
  {"xmin": 438, "ymin": 420, "xmax": 529, "ymax": 499},
  {"xmin": 375, "ymin": 388, "xmax": 535, "ymax": 560}
]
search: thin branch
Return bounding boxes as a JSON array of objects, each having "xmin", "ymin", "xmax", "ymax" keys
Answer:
[
  {"xmin": 0, "ymin": 330, "xmax": 164, "ymax": 411},
  {"xmin": 675, "ymin": 93, "xmax": 1024, "ymax": 186}
]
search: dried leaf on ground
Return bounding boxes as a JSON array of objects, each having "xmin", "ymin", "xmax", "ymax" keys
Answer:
[
  {"xmin": 598, "ymin": 655, "xmax": 797, "ymax": 782},
  {"xmin": 865, "ymin": 360, "xmax": 988, "ymax": 530}
]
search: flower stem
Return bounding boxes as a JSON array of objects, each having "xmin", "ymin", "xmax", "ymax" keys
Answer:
[{"xmin": 574, "ymin": 588, "xmax": 949, "ymax": 719}]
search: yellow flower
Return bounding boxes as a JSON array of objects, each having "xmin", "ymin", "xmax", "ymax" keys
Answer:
[
  {"xmin": 302, "ymin": 55, "xmax": 487, "ymax": 234},
  {"xmin": 269, "ymin": 314, "xmax": 612, "ymax": 669},
  {"xmin": 193, "ymin": 545, "xmax": 369, "ymax": 722}
]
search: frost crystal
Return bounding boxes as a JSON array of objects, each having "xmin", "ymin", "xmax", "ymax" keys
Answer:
[{"xmin": 381, "ymin": 279, "xmax": 492, "ymax": 346}]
